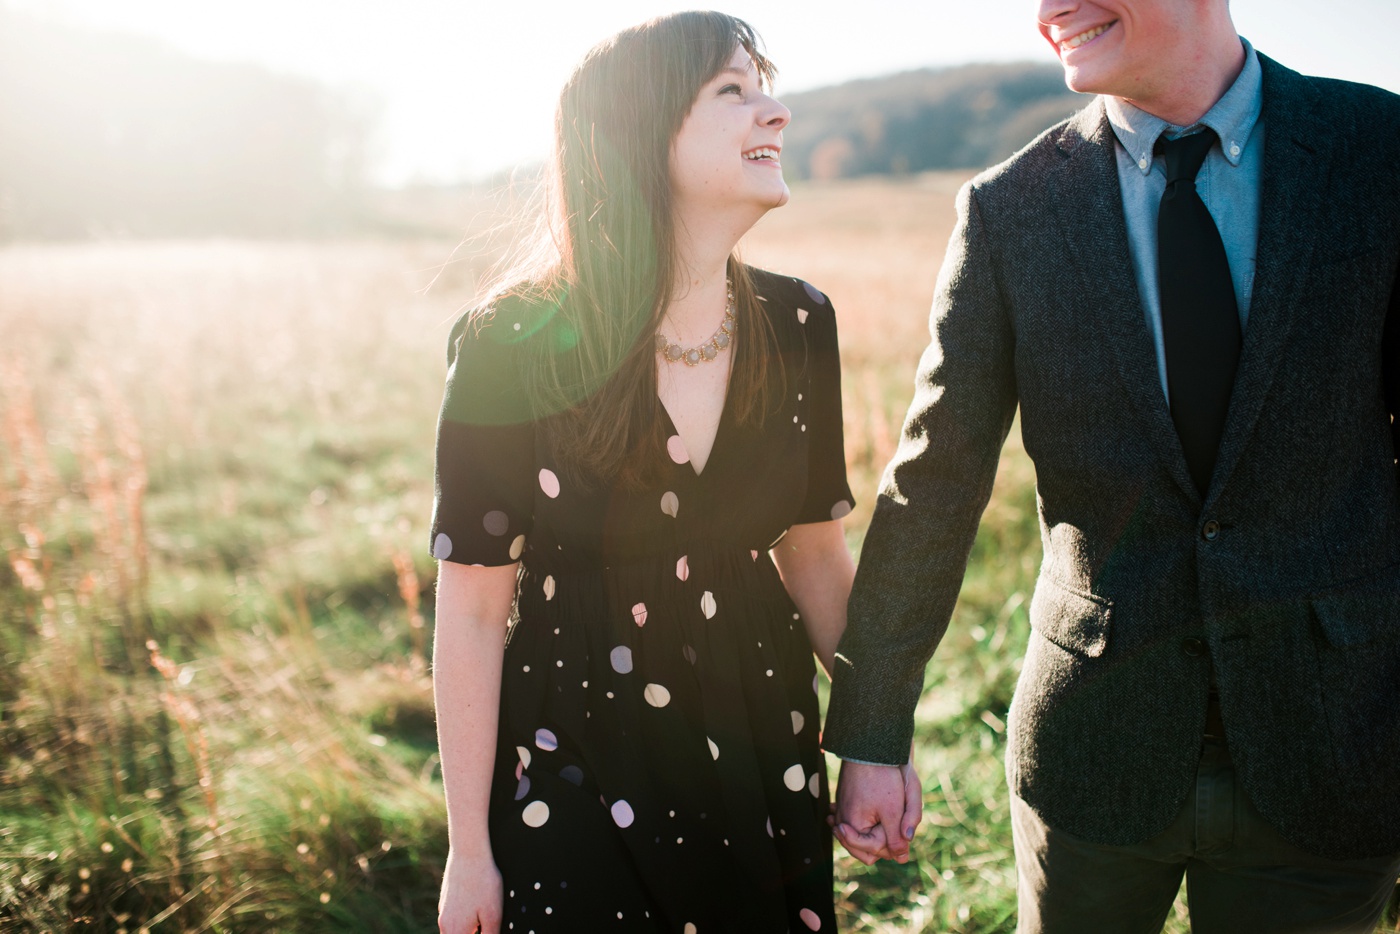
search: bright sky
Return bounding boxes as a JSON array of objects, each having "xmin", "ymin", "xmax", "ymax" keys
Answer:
[{"xmin": 14, "ymin": 0, "xmax": 1400, "ymax": 185}]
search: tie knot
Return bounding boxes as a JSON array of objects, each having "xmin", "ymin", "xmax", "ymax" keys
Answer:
[{"xmin": 1156, "ymin": 129, "xmax": 1218, "ymax": 185}]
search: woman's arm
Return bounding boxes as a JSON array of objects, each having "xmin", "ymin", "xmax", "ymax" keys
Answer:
[
  {"xmin": 772, "ymin": 520, "xmax": 924, "ymax": 866},
  {"xmin": 770, "ymin": 519, "xmax": 855, "ymax": 678},
  {"xmin": 434, "ymin": 559, "xmax": 518, "ymax": 934}
]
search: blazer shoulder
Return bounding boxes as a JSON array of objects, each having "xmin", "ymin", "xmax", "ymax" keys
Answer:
[
  {"xmin": 1311, "ymin": 76, "xmax": 1400, "ymax": 137},
  {"xmin": 967, "ymin": 96, "xmax": 1104, "ymax": 203},
  {"xmin": 1260, "ymin": 52, "xmax": 1400, "ymax": 146}
]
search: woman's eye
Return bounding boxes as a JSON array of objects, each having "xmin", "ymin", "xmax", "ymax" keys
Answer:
[{"xmin": 719, "ymin": 83, "xmax": 743, "ymax": 96}]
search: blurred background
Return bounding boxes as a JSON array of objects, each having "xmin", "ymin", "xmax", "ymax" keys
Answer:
[
  {"xmin": 3, "ymin": 0, "xmax": 1397, "ymax": 238},
  {"xmin": 1, "ymin": 1, "xmax": 1397, "ymax": 931}
]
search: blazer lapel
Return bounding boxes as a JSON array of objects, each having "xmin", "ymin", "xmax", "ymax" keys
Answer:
[
  {"xmin": 1047, "ymin": 101, "xmax": 1202, "ymax": 504},
  {"xmin": 1208, "ymin": 55, "xmax": 1331, "ymax": 501}
]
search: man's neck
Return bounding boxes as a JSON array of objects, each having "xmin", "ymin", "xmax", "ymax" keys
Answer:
[{"xmin": 1124, "ymin": 34, "xmax": 1247, "ymax": 128}]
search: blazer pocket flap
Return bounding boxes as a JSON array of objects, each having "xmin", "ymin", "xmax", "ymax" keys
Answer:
[
  {"xmin": 1030, "ymin": 577, "xmax": 1112, "ymax": 658},
  {"xmin": 1312, "ymin": 567, "xmax": 1400, "ymax": 648}
]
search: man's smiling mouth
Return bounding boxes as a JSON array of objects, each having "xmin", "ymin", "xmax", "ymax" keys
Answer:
[{"xmin": 1060, "ymin": 21, "xmax": 1116, "ymax": 53}]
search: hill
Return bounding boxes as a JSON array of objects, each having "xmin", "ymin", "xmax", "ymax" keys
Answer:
[{"xmin": 780, "ymin": 62, "xmax": 1089, "ymax": 180}]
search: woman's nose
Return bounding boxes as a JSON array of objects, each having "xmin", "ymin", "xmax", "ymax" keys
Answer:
[{"xmin": 762, "ymin": 97, "xmax": 791, "ymax": 131}]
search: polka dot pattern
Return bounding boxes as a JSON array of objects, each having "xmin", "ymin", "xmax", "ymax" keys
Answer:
[
  {"xmin": 801, "ymin": 280, "xmax": 827, "ymax": 304},
  {"xmin": 436, "ymin": 274, "xmax": 845, "ymax": 931},
  {"xmin": 610, "ymin": 800, "xmax": 635, "ymax": 828},
  {"xmin": 800, "ymin": 907, "xmax": 823, "ymax": 930},
  {"xmin": 483, "ymin": 510, "xmax": 510, "ymax": 536},
  {"xmin": 538, "ymin": 468, "xmax": 560, "ymax": 499},
  {"xmin": 432, "ymin": 533, "xmax": 453, "ymax": 560},
  {"xmin": 783, "ymin": 765, "xmax": 806, "ymax": 792},
  {"xmin": 522, "ymin": 800, "xmax": 550, "ymax": 827}
]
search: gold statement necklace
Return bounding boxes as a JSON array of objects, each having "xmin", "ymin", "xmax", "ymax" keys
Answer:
[{"xmin": 656, "ymin": 281, "xmax": 736, "ymax": 366}]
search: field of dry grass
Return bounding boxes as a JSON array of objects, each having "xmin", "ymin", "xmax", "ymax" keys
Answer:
[{"xmin": 2, "ymin": 174, "xmax": 1392, "ymax": 932}]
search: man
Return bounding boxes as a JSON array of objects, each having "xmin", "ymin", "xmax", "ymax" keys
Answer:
[{"xmin": 822, "ymin": 0, "xmax": 1400, "ymax": 930}]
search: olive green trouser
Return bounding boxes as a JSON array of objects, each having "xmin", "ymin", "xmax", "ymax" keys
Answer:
[{"xmin": 1012, "ymin": 738, "xmax": 1400, "ymax": 934}]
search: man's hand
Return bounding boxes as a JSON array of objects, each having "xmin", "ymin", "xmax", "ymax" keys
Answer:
[{"xmin": 831, "ymin": 758, "xmax": 923, "ymax": 864}]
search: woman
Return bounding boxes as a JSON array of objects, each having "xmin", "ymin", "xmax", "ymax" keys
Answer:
[{"xmin": 431, "ymin": 12, "xmax": 888, "ymax": 932}]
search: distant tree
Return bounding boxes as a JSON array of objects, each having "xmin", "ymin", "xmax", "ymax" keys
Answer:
[
  {"xmin": 780, "ymin": 62, "xmax": 1088, "ymax": 181},
  {"xmin": 0, "ymin": 9, "xmax": 377, "ymax": 239}
]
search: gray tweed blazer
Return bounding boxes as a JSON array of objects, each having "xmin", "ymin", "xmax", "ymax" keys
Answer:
[{"xmin": 822, "ymin": 53, "xmax": 1400, "ymax": 861}]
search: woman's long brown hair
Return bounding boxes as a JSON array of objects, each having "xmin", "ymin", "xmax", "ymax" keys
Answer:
[{"xmin": 474, "ymin": 11, "xmax": 785, "ymax": 488}]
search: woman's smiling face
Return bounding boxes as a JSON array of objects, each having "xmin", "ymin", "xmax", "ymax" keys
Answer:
[{"xmin": 669, "ymin": 45, "xmax": 792, "ymax": 220}]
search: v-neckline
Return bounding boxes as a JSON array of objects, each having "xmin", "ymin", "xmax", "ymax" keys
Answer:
[{"xmin": 657, "ymin": 388, "xmax": 730, "ymax": 480}]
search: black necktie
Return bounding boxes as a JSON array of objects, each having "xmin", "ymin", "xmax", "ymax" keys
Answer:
[{"xmin": 1156, "ymin": 129, "xmax": 1242, "ymax": 496}]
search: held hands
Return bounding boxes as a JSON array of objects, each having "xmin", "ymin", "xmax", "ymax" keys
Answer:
[
  {"xmin": 439, "ymin": 848, "xmax": 503, "ymax": 934},
  {"xmin": 830, "ymin": 756, "xmax": 924, "ymax": 865}
]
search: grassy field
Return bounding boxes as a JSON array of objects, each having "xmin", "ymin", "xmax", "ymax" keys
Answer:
[{"xmin": 0, "ymin": 175, "xmax": 1394, "ymax": 932}]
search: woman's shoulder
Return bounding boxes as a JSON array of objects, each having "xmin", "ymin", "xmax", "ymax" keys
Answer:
[
  {"xmin": 744, "ymin": 266, "xmax": 838, "ymax": 345},
  {"xmin": 445, "ymin": 290, "xmax": 558, "ymax": 365},
  {"xmin": 746, "ymin": 266, "xmax": 833, "ymax": 315},
  {"xmin": 440, "ymin": 293, "xmax": 553, "ymax": 427}
]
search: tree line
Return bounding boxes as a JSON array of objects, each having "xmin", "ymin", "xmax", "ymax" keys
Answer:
[
  {"xmin": 0, "ymin": 9, "xmax": 374, "ymax": 239},
  {"xmin": 0, "ymin": 9, "xmax": 1087, "ymax": 240}
]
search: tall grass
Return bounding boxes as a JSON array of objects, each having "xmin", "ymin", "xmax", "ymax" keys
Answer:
[
  {"xmin": 1, "ymin": 179, "xmax": 1394, "ymax": 931},
  {"xmin": 0, "ymin": 241, "xmax": 466, "ymax": 929}
]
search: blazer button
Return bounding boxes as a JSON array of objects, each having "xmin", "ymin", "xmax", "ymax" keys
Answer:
[
  {"xmin": 1201, "ymin": 520, "xmax": 1221, "ymax": 541},
  {"xmin": 1181, "ymin": 638, "xmax": 1206, "ymax": 657}
]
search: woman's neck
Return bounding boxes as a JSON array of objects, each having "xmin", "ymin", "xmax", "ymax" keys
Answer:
[{"xmin": 666, "ymin": 220, "xmax": 741, "ymax": 343}]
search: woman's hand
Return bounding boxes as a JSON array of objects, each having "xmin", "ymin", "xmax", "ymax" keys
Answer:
[
  {"xmin": 438, "ymin": 848, "xmax": 504, "ymax": 934},
  {"xmin": 830, "ymin": 747, "xmax": 924, "ymax": 865}
]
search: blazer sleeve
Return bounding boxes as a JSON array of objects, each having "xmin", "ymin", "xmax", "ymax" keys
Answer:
[
  {"xmin": 822, "ymin": 182, "xmax": 1020, "ymax": 764},
  {"xmin": 1386, "ymin": 271, "xmax": 1399, "ymax": 470}
]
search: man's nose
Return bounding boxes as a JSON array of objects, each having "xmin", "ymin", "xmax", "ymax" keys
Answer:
[{"xmin": 1037, "ymin": 0, "xmax": 1079, "ymax": 27}]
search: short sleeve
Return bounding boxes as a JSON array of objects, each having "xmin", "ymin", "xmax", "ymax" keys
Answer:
[
  {"xmin": 429, "ymin": 313, "xmax": 536, "ymax": 566},
  {"xmin": 793, "ymin": 285, "xmax": 856, "ymax": 525}
]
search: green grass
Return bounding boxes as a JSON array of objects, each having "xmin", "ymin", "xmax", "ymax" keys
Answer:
[{"xmin": 1, "ymin": 203, "xmax": 1396, "ymax": 932}]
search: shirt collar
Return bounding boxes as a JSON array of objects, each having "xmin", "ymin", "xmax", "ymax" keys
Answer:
[{"xmin": 1105, "ymin": 37, "xmax": 1263, "ymax": 175}]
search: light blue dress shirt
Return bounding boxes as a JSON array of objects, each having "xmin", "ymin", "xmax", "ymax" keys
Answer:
[{"xmin": 1105, "ymin": 39, "xmax": 1265, "ymax": 403}]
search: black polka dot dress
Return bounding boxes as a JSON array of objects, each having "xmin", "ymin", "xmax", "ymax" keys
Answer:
[{"xmin": 430, "ymin": 269, "xmax": 853, "ymax": 933}]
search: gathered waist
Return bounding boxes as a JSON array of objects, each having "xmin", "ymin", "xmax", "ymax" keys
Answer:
[
  {"xmin": 514, "ymin": 543, "xmax": 795, "ymax": 624},
  {"xmin": 521, "ymin": 540, "xmax": 775, "ymax": 581}
]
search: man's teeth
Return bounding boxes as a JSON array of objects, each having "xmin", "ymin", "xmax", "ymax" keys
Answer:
[
  {"xmin": 745, "ymin": 148, "xmax": 779, "ymax": 161},
  {"xmin": 1060, "ymin": 23, "xmax": 1110, "ymax": 51}
]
